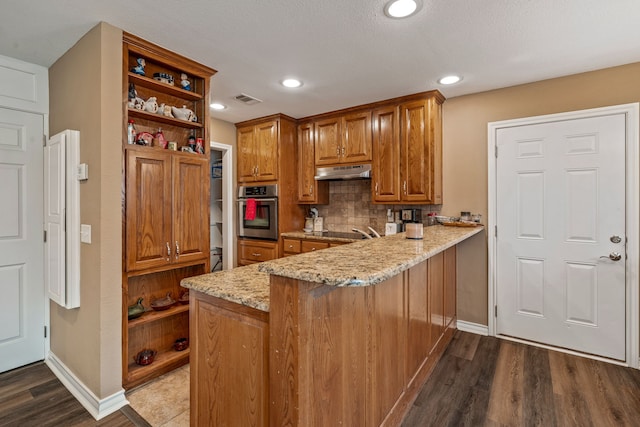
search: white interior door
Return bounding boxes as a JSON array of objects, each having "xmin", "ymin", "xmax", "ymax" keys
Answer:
[
  {"xmin": 496, "ymin": 113, "xmax": 626, "ymax": 361},
  {"xmin": 0, "ymin": 108, "xmax": 45, "ymax": 372}
]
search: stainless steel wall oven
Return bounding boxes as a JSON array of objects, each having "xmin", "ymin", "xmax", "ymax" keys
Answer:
[{"xmin": 237, "ymin": 184, "xmax": 278, "ymax": 240}]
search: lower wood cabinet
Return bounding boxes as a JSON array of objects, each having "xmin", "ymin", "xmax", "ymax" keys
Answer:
[
  {"xmin": 238, "ymin": 239, "xmax": 278, "ymax": 266},
  {"xmin": 190, "ymin": 291, "xmax": 269, "ymax": 426},
  {"xmin": 282, "ymin": 237, "xmax": 348, "ymax": 257}
]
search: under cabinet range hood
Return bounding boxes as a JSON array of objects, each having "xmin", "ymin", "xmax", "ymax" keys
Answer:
[{"xmin": 315, "ymin": 164, "xmax": 372, "ymax": 180}]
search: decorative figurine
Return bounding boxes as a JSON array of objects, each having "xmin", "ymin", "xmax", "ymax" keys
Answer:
[
  {"xmin": 128, "ymin": 83, "xmax": 137, "ymax": 102},
  {"xmin": 132, "ymin": 96, "xmax": 145, "ymax": 110},
  {"xmin": 180, "ymin": 73, "xmax": 191, "ymax": 91},
  {"xmin": 187, "ymin": 135, "xmax": 196, "ymax": 151},
  {"xmin": 131, "ymin": 57, "xmax": 146, "ymax": 76}
]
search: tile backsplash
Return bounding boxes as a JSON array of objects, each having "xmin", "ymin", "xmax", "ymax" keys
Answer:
[{"xmin": 311, "ymin": 180, "xmax": 440, "ymax": 234}]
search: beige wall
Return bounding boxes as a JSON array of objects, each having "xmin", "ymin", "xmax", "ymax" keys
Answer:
[
  {"xmin": 444, "ymin": 62, "xmax": 640, "ymax": 326},
  {"xmin": 210, "ymin": 117, "xmax": 238, "ymax": 266},
  {"xmin": 49, "ymin": 22, "xmax": 123, "ymax": 398}
]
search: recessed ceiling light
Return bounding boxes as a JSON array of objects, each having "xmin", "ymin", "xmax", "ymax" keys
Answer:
[
  {"xmin": 438, "ymin": 75, "xmax": 462, "ymax": 85},
  {"xmin": 384, "ymin": 0, "xmax": 421, "ymax": 18},
  {"xmin": 210, "ymin": 103, "xmax": 226, "ymax": 110},
  {"xmin": 282, "ymin": 78, "xmax": 303, "ymax": 88}
]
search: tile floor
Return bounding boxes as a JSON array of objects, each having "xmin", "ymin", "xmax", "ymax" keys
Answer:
[{"xmin": 126, "ymin": 365, "xmax": 190, "ymax": 427}]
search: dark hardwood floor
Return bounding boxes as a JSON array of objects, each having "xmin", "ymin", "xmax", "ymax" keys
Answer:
[
  {"xmin": 3, "ymin": 331, "xmax": 640, "ymax": 426},
  {"xmin": 403, "ymin": 331, "xmax": 640, "ymax": 427},
  {"xmin": 0, "ymin": 362, "xmax": 149, "ymax": 427}
]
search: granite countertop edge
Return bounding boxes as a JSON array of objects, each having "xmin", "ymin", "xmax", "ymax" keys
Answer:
[
  {"xmin": 259, "ymin": 225, "xmax": 484, "ymax": 287},
  {"xmin": 181, "ymin": 225, "xmax": 483, "ymax": 313}
]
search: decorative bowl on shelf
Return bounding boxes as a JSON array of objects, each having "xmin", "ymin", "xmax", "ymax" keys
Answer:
[
  {"xmin": 150, "ymin": 292, "xmax": 176, "ymax": 311},
  {"xmin": 127, "ymin": 297, "xmax": 145, "ymax": 320},
  {"xmin": 134, "ymin": 349, "xmax": 157, "ymax": 366},
  {"xmin": 173, "ymin": 338, "xmax": 189, "ymax": 352},
  {"xmin": 178, "ymin": 290, "xmax": 189, "ymax": 305}
]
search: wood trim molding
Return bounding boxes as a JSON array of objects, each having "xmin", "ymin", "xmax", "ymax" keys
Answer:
[
  {"xmin": 46, "ymin": 351, "xmax": 128, "ymax": 420},
  {"xmin": 456, "ymin": 320, "xmax": 489, "ymax": 336}
]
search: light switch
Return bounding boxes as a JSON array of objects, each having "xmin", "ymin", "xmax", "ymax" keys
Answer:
[
  {"xmin": 77, "ymin": 163, "xmax": 89, "ymax": 181},
  {"xmin": 80, "ymin": 224, "xmax": 91, "ymax": 244}
]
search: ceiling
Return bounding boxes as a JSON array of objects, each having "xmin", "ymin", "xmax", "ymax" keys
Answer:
[{"xmin": 2, "ymin": 0, "xmax": 640, "ymax": 123}]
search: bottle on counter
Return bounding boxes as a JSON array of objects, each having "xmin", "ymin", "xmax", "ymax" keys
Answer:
[
  {"xmin": 154, "ymin": 128, "xmax": 167, "ymax": 149},
  {"xmin": 127, "ymin": 119, "xmax": 136, "ymax": 145}
]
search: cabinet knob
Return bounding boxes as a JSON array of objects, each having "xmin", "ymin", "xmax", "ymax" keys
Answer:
[
  {"xmin": 311, "ymin": 247, "xmax": 316, "ymax": 251},
  {"xmin": 341, "ymin": 146, "xmax": 345, "ymax": 156},
  {"xmin": 288, "ymin": 244, "xmax": 293, "ymax": 249},
  {"xmin": 309, "ymin": 185, "xmax": 313, "ymax": 195},
  {"xmin": 336, "ymin": 147, "xmax": 340, "ymax": 156},
  {"xmin": 375, "ymin": 182, "xmax": 379, "ymax": 195},
  {"xmin": 175, "ymin": 241, "xmax": 180, "ymax": 259},
  {"xmin": 166, "ymin": 242, "xmax": 171, "ymax": 260},
  {"xmin": 252, "ymin": 252, "xmax": 261, "ymax": 257},
  {"xmin": 403, "ymin": 180, "xmax": 407, "ymax": 195}
]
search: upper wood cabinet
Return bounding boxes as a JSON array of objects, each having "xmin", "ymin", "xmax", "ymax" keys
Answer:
[
  {"xmin": 372, "ymin": 92, "xmax": 444, "ymax": 204},
  {"xmin": 125, "ymin": 148, "xmax": 209, "ymax": 272},
  {"xmin": 298, "ymin": 122, "xmax": 329, "ymax": 204},
  {"xmin": 237, "ymin": 120, "xmax": 279, "ymax": 183},
  {"xmin": 372, "ymin": 106, "xmax": 401, "ymax": 203},
  {"xmin": 314, "ymin": 111, "xmax": 372, "ymax": 166}
]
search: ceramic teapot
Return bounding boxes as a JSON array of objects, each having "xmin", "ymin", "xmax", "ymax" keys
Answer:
[
  {"xmin": 171, "ymin": 105, "xmax": 196, "ymax": 122},
  {"xmin": 144, "ymin": 96, "xmax": 158, "ymax": 113}
]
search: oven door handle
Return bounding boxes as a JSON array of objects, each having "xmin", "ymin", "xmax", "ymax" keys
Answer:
[{"xmin": 239, "ymin": 198, "xmax": 278, "ymax": 203}]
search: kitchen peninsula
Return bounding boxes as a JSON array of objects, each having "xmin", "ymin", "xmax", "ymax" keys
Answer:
[{"xmin": 182, "ymin": 225, "xmax": 483, "ymax": 426}]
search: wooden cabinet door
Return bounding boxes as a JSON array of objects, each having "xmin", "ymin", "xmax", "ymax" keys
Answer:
[
  {"xmin": 314, "ymin": 117, "xmax": 341, "ymax": 165},
  {"xmin": 237, "ymin": 125, "xmax": 257, "ymax": 183},
  {"xmin": 401, "ymin": 99, "xmax": 432, "ymax": 203},
  {"xmin": 125, "ymin": 150, "xmax": 172, "ymax": 271},
  {"xmin": 297, "ymin": 122, "xmax": 316, "ymax": 202},
  {"xmin": 372, "ymin": 106, "xmax": 401, "ymax": 203},
  {"xmin": 428, "ymin": 251, "xmax": 445, "ymax": 353},
  {"xmin": 255, "ymin": 120, "xmax": 278, "ymax": 182},
  {"xmin": 406, "ymin": 260, "xmax": 430, "ymax": 387},
  {"xmin": 341, "ymin": 111, "xmax": 372, "ymax": 163},
  {"xmin": 172, "ymin": 156, "xmax": 209, "ymax": 265}
]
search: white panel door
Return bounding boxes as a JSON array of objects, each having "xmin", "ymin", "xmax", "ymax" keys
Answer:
[
  {"xmin": 496, "ymin": 114, "xmax": 626, "ymax": 360},
  {"xmin": 0, "ymin": 108, "xmax": 45, "ymax": 372}
]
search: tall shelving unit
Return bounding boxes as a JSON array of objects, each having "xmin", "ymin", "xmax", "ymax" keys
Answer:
[
  {"xmin": 210, "ymin": 151, "xmax": 223, "ymax": 271},
  {"xmin": 121, "ymin": 33, "xmax": 216, "ymax": 389}
]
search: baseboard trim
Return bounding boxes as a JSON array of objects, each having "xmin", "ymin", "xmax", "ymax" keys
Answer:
[
  {"xmin": 45, "ymin": 351, "xmax": 128, "ymax": 420},
  {"xmin": 456, "ymin": 320, "xmax": 489, "ymax": 336}
]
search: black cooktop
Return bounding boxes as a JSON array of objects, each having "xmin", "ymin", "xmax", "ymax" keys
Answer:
[{"xmin": 320, "ymin": 231, "xmax": 367, "ymax": 240}]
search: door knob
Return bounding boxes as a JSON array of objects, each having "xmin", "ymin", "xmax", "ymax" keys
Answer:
[{"xmin": 600, "ymin": 252, "xmax": 622, "ymax": 261}]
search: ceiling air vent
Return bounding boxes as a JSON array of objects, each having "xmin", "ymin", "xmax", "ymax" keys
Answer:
[{"xmin": 234, "ymin": 93, "xmax": 262, "ymax": 105}]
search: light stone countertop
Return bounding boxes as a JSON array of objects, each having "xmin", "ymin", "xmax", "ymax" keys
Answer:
[
  {"xmin": 259, "ymin": 225, "xmax": 484, "ymax": 287},
  {"xmin": 181, "ymin": 225, "xmax": 483, "ymax": 313},
  {"xmin": 180, "ymin": 263, "xmax": 270, "ymax": 312}
]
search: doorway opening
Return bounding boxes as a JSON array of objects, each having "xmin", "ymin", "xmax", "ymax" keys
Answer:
[{"xmin": 210, "ymin": 141, "xmax": 234, "ymax": 270}]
